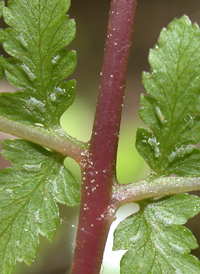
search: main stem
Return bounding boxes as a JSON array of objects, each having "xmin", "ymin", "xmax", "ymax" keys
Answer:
[{"xmin": 71, "ymin": 1, "xmax": 137, "ymax": 273}]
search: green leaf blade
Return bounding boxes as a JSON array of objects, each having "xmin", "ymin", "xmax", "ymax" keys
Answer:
[
  {"xmin": 114, "ymin": 194, "xmax": 200, "ymax": 274},
  {"xmin": 137, "ymin": 15, "xmax": 200, "ymax": 176},
  {"xmin": 0, "ymin": 139, "xmax": 80, "ymax": 273},
  {"xmin": 1, "ymin": 0, "xmax": 76, "ymax": 128}
]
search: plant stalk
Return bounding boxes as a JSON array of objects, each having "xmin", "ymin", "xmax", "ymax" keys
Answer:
[
  {"xmin": 112, "ymin": 176, "xmax": 200, "ymax": 208},
  {"xmin": 0, "ymin": 116, "xmax": 86, "ymax": 163},
  {"xmin": 71, "ymin": 0, "xmax": 137, "ymax": 273}
]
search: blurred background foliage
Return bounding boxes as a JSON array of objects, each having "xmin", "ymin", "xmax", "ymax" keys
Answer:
[{"xmin": 1, "ymin": 0, "xmax": 200, "ymax": 273}]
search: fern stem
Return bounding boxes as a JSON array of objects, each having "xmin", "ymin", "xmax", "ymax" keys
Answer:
[
  {"xmin": 0, "ymin": 116, "xmax": 86, "ymax": 163},
  {"xmin": 112, "ymin": 176, "xmax": 200, "ymax": 208},
  {"xmin": 71, "ymin": 0, "xmax": 137, "ymax": 273}
]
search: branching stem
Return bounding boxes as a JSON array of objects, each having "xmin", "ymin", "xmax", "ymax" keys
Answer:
[
  {"xmin": 112, "ymin": 176, "xmax": 200, "ymax": 209},
  {"xmin": 0, "ymin": 116, "xmax": 86, "ymax": 163}
]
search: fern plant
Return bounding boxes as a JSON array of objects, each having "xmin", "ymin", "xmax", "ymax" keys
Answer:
[{"xmin": 1, "ymin": 0, "xmax": 200, "ymax": 273}]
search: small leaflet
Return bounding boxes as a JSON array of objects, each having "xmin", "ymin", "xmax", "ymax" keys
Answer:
[
  {"xmin": 136, "ymin": 15, "xmax": 200, "ymax": 177},
  {"xmin": 0, "ymin": 0, "xmax": 76, "ymax": 127},
  {"xmin": 114, "ymin": 194, "xmax": 200, "ymax": 274},
  {"xmin": 0, "ymin": 139, "xmax": 80, "ymax": 273}
]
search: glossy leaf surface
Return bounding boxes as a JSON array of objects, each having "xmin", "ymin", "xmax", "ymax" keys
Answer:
[
  {"xmin": 0, "ymin": 139, "xmax": 79, "ymax": 273},
  {"xmin": 136, "ymin": 16, "xmax": 200, "ymax": 176},
  {"xmin": 114, "ymin": 194, "xmax": 200, "ymax": 274},
  {"xmin": 0, "ymin": 0, "xmax": 76, "ymax": 127}
]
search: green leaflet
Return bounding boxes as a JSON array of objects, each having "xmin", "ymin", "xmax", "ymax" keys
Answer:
[
  {"xmin": 136, "ymin": 15, "xmax": 200, "ymax": 176},
  {"xmin": 0, "ymin": 0, "xmax": 76, "ymax": 127},
  {"xmin": 0, "ymin": 139, "xmax": 79, "ymax": 273},
  {"xmin": 114, "ymin": 194, "xmax": 200, "ymax": 274}
]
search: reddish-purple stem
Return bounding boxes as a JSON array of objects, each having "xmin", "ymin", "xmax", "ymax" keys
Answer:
[{"xmin": 71, "ymin": 1, "xmax": 137, "ymax": 273}]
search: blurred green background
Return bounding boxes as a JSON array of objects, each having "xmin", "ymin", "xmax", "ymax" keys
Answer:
[{"xmin": 1, "ymin": 0, "xmax": 200, "ymax": 273}]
